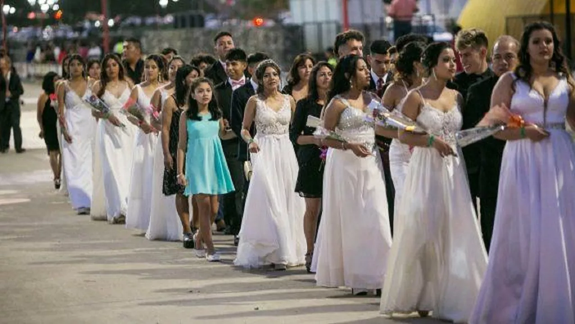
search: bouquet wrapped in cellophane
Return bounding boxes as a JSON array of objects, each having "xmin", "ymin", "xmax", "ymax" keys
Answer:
[
  {"xmin": 83, "ymin": 94, "xmax": 126, "ymax": 129},
  {"xmin": 364, "ymin": 99, "xmax": 427, "ymax": 134},
  {"xmin": 455, "ymin": 104, "xmax": 528, "ymax": 147},
  {"xmin": 313, "ymin": 125, "xmax": 347, "ymax": 142},
  {"xmin": 121, "ymin": 98, "xmax": 147, "ymax": 122}
]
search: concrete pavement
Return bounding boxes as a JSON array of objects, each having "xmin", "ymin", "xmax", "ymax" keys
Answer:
[{"xmin": 0, "ymin": 82, "xmax": 442, "ymax": 324}]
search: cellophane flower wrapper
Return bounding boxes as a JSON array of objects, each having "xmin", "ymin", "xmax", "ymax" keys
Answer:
[
  {"xmin": 313, "ymin": 126, "xmax": 347, "ymax": 142},
  {"xmin": 455, "ymin": 105, "xmax": 529, "ymax": 147},
  {"xmin": 83, "ymin": 95, "xmax": 126, "ymax": 129},
  {"xmin": 121, "ymin": 98, "xmax": 147, "ymax": 122},
  {"xmin": 365, "ymin": 99, "xmax": 428, "ymax": 133}
]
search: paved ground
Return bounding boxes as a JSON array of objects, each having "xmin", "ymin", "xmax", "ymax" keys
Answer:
[{"xmin": 0, "ymin": 82, "xmax": 443, "ymax": 324}]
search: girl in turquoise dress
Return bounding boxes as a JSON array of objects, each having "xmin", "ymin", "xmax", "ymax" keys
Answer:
[{"xmin": 177, "ymin": 77, "xmax": 235, "ymax": 262}]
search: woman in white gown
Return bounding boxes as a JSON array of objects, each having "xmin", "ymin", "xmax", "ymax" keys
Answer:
[
  {"xmin": 92, "ymin": 54, "xmax": 137, "ymax": 224},
  {"xmin": 380, "ymin": 42, "xmax": 487, "ymax": 323},
  {"xmin": 146, "ymin": 56, "xmax": 185, "ymax": 241},
  {"xmin": 382, "ymin": 41, "xmax": 425, "ymax": 226},
  {"xmin": 314, "ymin": 54, "xmax": 392, "ymax": 295},
  {"xmin": 235, "ymin": 60, "xmax": 306, "ymax": 270},
  {"xmin": 57, "ymin": 54, "xmax": 97, "ymax": 215},
  {"xmin": 471, "ymin": 22, "xmax": 575, "ymax": 324},
  {"xmin": 125, "ymin": 55, "xmax": 165, "ymax": 232}
]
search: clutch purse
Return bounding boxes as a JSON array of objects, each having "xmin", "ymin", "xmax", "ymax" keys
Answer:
[{"xmin": 244, "ymin": 160, "xmax": 252, "ymax": 181}]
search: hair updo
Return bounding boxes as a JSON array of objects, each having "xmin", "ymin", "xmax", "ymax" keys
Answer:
[
  {"xmin": 421, "ymin": 42, "xmax": 452, "ymax": 75},
  {"xmin": 255, "ymin": 59, "xmax": 282, "ymax": 94},
  {"xmin": 395, "ymin": 41, "xmax": 425, "ymax": 80}
]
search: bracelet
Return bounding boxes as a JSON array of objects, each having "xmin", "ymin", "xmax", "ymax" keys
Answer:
[
  {"xmin": 427, "ymin": 135, "xmax": 435, "ymax": 147},
  {"xmin": 520, "ymin": 126, "xmax": 526, "ymax": 139},
  {"xmin": 177, "ymin": 173, "xmax": 184, "ymax": 178}
]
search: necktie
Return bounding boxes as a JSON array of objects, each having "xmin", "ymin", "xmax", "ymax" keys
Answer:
[{"xmin": 376, "ymin": 77, "xmax": 385, "ymax": 97}]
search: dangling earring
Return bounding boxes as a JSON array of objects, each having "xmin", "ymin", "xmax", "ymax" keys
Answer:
[
  {"xmin": 432, "ymin": 69, "xmax": 437, "ymax": 81},
  {"xmin": 349, "ymin": 78, "xmax": 354, "ymax": 89}
]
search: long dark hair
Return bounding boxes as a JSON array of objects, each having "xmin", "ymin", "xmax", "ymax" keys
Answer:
[
  {"xmin": 327, "ymin": 54, "xmax": 362, "ymax": 103},
  {"xmin": 395, "ymin": 41, "xmax": 425, "ymax": 85},
  {"xmin": 307, "ymin": 61, "xmax": 333, "ymax": 102},
  {"xmin": 174, "ymin": 64, "xmax": 200, "ymax": 107},
  {"xmin": 514, "ymin": 21, "xmax": 572, "ymax": 87},
  {"xmin": 98, "ymin": 53, "xmax": 126, "ymax": 98},
  {"xmin": 61, "ymin": 55, "xmax": 71, "ymax": 79},
  {"xmin": 144, "ymin": 54, "xmax": 166, "ymax": 84},
  {"xmin": 185, "ymin": 77, "xmax": 221, "ymax": 121},
  {"xmin": 42, "ymin": 71, "xmax": 59, "ymax": 95},
  {"xmin": 67, "ymin": 54, "xmax": 86, "ymax": 79},
  {"xmin": 287, "ymin": 53, "xmax": 316, "ymax": 88},
  {"xmin": 255, "ymin": 59, "xmax": 282, "ymax": 95}
]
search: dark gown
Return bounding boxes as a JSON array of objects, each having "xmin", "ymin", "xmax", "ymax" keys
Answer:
[
  {"xmin": 290, "ymin": 97, "xmax": 324, "ymax": 198},
  {"xmin": 42, "ymin": 97, "xmax": 59, "ymax": 153},
  {"xmin": 162, "ymin": 102, "xmax": 185, "ymax": 196}
]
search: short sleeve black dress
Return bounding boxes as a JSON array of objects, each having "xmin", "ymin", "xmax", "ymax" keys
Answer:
[
  {"xmin": 42, "ymin": 97, "xmax": 60, "ymax": 153},
  {"xmin": 162, "ymin": 96, "xmax": 186, "ymax": 196}
]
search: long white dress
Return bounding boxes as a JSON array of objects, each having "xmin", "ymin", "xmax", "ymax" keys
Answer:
[
  {"xmin": 470, "ymin": 78, "xmax": 575, "ymax": 324},
  {"xmin": 234, "ymin": 95, "xmax": 306, "ymax": 268},
  {"xmin": 389, "ymin": 85, "xmax": 413, "ymax": 230},
  {"xmin": 61, "ymin": 85, "xmax": 97, "ymax": 210},
  {"xmin": 126, "ymin": 85, "xmax": 158, "ymax": 231},
  {"xmin": 146, "ymin": 90, "xmax": 182, "ymax": 241},
  {"xmin": 380, "ymin": 94, "xmax": 487, "ymax": 323},
  {"xmin": 99, "ymin": 88, "xmax": 137, "ymax": 222},
  {"xmin": 90, "ymin": 118, "xmax": 107, "ymax": 221},
  {"xmin": 314, "ymin": 95, "xmax": 392, "ymax": 290}
]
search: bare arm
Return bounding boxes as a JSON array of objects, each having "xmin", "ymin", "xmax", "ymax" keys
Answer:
[
  {"xmin": 567, "ymin": 78, "xmax": 575, "ymax": 130},
  {"xmin": 161, "ymin": 96, "xmax": 175, "ymax": 169},
  {"xmin": 56, "ymin": 81, "xmax": 67, "ymax": 127},
  {"xmin": 176, "ymin": 112, "xmax": 188, "ymax": 185},
  {"xmin": 37, "ymin": 93, "xmax": 47, "ymax": 136},
  {"xmin": 241, "ymin": 96, "xmax": 257, "ymax": 143},
  {"xmin": 289, "ymin": 95, "xmax": 296, "ymax": 123}
]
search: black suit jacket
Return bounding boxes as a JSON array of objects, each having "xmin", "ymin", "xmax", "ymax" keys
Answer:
[
  {"xmin": 0, "ymin": 73, "xmax": 6, "ymax": 112},
  {"xmin": 230, "ymin": 82, "xmax": 256, "ymax": 161},
  {"xmin": 215, "ymin": 80, "xmax": 239, "ymax": 158},
  {"xmin": 205, "ymin": 62, "xmax": 227, "ymax": 87},
  {"xmin": 5, "ymin": 72, "xmax": 24, "ymax": 112},
  {"xmin": 454, "ymin": 68, "xmax": 495, "ymax": 174},
  {"xmin": 466, "ymin": 75, "xmax": 506, "ymax": 200}
]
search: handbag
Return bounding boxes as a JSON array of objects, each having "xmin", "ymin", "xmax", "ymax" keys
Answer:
[{"xmin": 243, "ymin": 143, "xmax": 252, "ymax": 181}]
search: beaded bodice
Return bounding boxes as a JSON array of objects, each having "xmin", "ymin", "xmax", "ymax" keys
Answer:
[
  {"xmin": 416, "ymin": 104, "xmax": 462, "ymax": 146},
  {"xmin": 334, "ymin": 95, "xmax": 376, "ymax": 150},
  {"xmin": 254, "ymin": 95, "xmax": 291, "ymax": 136}
]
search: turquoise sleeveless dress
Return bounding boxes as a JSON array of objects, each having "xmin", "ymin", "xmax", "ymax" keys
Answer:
[{"xmin": 184, "ymin": 113, "xmax": 234, "ymax": 196}]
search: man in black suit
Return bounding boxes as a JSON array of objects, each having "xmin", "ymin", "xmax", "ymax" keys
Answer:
[
  {"xmin": 214, "ymin": 48, "xmax": 248, "ymax": 243},
  {"xmin": 227, "ymin": 52, "xmax": 269, "ymax": 244},
  {"xmin": 466, "ymin": 35, "xmax": 519, "ymax": 251},
  {"xmin": 453, "ymin": 28, "xmax": 494, "ymax": 211},
  {"xmin": 122, "ymin": 38, "xmax": 144, "ymax": 84},
  {"xmin": 367, "ymin": 40, "xmax": 392, "ymax": 97},
  {"xmin": 0, "ymin": 56, "xmax": 25, "ymax": 153},
  {"xmin": 204, "ymin": 31, "xmax": 235, "ymax": 86}
]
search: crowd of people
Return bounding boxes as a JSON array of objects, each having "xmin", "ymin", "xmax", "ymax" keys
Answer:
[{"xmin": 23, "ymin": 21, "xmax": 575, "ymax": 323}]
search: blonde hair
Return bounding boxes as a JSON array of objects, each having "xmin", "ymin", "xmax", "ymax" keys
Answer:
[{"xmin": 455, "ymin": 28, "xmax": 489, "ymax": 51}]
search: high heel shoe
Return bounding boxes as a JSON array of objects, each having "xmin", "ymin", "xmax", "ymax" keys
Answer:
[
  {"xmin": 183, "ymin": 232, "xmax": 194, "ymax": 249},
  {"xmin": 54, "ymin": 178, "xmax": 61, "ymax": 190},
  {"xmin": 305, "ymin": 252, "xmax": 313, "ymax": 273}
]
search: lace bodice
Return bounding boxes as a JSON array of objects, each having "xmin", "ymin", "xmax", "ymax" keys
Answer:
[
  {"xmin": 102, "ymin": 88, "xmax": 131, "ymax": 112},
  {"xmin": 254, "ymin": 95, "xmax": 291, "ymax": 136},
  {"xmin": 334, "ymin": 95, "xmax": 376, "ymax": 150},
  {"xmin": 416, "ymin": 104, "xmax": 462, "ymax": 146},
  {"xmin": 65, "ymin": 85, "xmax": 91, "ymax": 111}
]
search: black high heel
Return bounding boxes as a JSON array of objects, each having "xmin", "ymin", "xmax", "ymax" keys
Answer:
[
  {"xmin": 305, "ymin": 252, "xmax": 313, "ymax": 273},
  {"xmin": 54, "ymin": 178, "xmax": 61, "ymax": 190}
]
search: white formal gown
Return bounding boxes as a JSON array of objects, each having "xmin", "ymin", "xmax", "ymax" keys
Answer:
[
  {"xmin": 471, "ymin": 77, "xmax": 575, "ymax": 324},
  {"xmin": 61, "ymin": 85, "xmax": 97, "ymax": 210},
  {"xmin": 234, "ymin": 95, "xmax": 306, "ymax": 268},
  {"xmin": 90, "ymin": 118, "xmax": 107, "ymax": 221},
  {"xmin": 380, "ymin": 93, "xmax": 487, "ymax": 323},
  {"xmin": 99, "ymin": 88, "xmax": 137, "ymax": 222},
  {"xmin": 389, "ymin": 85, "xmax": 413, "ymax": 230},
  {"xmin": 126, "ymin": 85, "xmax": 158, "ymax": 231},
  {"xmin": 314, "ymin": 95, "xmax": 392, "ymax": 290},
  {"xmin": 146, "ymin": 90, "xmax": 182, "ymax": 241}
]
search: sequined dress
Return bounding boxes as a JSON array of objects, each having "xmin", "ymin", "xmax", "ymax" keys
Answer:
[
  {"xmin": 314, "ymin": 94, "xmax": 392, "ymax": 290},
  {"xmin": 234, "ymin": 95, "xmax": 306, "ymax": 268},
  {"xmin": 380, "ymin": 92, "xmax": 487, "ymax": 323}
]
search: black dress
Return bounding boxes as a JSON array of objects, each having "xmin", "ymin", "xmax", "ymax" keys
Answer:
[
  {"xmin": 162, "ymin": 101, "xmax": 185, "ymax": 195},
  {"xmin": 42, "ymin": 97, "xmax": 59, "ymax": 153},
  {"xmin": 290, "ymin": 97, "xmax": 323, "ymax": 198}
]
